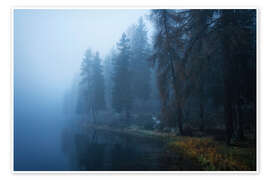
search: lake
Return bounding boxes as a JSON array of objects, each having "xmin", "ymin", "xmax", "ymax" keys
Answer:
[{"xmin": 14, "ymin": 114, "xmax": 199, "ymax": 171}]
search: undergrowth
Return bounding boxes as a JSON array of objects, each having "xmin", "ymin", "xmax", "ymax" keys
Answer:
[{"xmin": 168, "ymin": 137, "xmax": 256, "ymax": 171}]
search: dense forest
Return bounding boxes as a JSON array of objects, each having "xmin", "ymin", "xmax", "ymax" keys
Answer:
[{"xmin": 63, "ymin": 9, "xmax": 256, "ymax": 170}]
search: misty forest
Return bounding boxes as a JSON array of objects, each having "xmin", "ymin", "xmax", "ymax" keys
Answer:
[{"xmin": 14, "ymin": 9, "xmax": 256, "ymax": 171}]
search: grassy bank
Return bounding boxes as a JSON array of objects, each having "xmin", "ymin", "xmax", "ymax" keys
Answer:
[
  {"xmin": 84, "ymin": 123, "xmax": 256, "ymax": 171},
  {"xmin": 168, "ymin": 137, "xmax": 256, "ymax": 171},
  {"xmin": 84, "ymin": 123, "xmax": 179, "ymax": 140}
]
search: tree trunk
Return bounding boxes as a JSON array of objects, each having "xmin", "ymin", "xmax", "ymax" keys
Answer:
[
  {"xmin": 162, "ymin": 10, "xmax": 184, "ymax": 135},
  {"xmin": 224, "ymin": 58, "xmax": 233, "ymax": 145},
  {"xmin": 200, "ymin": 103, "xmax": 205, "ymax": 132},
  {"xmin": 220, "ymin": 10, "xmax": 242, "ymax": 145},
  {"xmin": 237, "ymin": 103, "xmax": 245, "ymax": 140},
  {"xmin": 224, "ymin": 92, "xmax": 233, "ymax": 145},
  {"xmin": 176, "ymin": 103, "xmax": 184, "ymax": 135}
]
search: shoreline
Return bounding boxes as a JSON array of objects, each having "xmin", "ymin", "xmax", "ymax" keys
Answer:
[{"xmin": 82, "ymin": 123, "xmax": 256, "ymax": 171}]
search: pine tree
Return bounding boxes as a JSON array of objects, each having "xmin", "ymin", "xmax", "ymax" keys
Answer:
[
  {"xmin": 77, "ymin": 49, "xmax": 93, "ymax": 117},
  {"xmin": 77, "ymin": 49, "xmax": 106, "ymax": 123},
  {"xmin": 150, "ymin": 9, "xmax": 256, "ymax": 141},
  {"xmin": 150, "ymin": 10, "xmax": 186, "ymax": 134},
  {"xmin": 103, "ymin": 48, "xmax": 117, "ymax": 110},
  {"xmin": 92, "ymin": 51, "xmax": 106, "ymax": 112},
  {"xmin": 216, "ymin": 10, "xmax": 256, "ymax": 144},
  {"xmin": 129, "ymin": 18, "xmax": 151, "ymax": 102},
  {"xmin": 112, "ymin": 33, "xmax": 133, "ymax": 121}
]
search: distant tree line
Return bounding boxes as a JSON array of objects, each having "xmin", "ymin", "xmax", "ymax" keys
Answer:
[
  {"xmin": 69, "ymin": 9, "xmax": 256, "ymax": 145},
  {"xmin": 76, "ymin": 50, "xmax": 106, "ymax": 123},
  {"xmin": 75, "ymin": 17, "xmax": 155, "ymax": 125}
]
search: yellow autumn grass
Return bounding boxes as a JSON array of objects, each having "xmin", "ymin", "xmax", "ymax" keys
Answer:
[{"xmin": 168, "ymin": 137, "xmax": 255, "ymax": 171}]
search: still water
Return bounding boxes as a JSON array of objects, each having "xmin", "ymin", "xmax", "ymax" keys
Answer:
[
  {"xmin": 62, "ymin": 127, "xmax": 165, "ymax": 171},
  {"xmin": 14, "ymin": 114, "xmax": 198, "ymax": 171}
]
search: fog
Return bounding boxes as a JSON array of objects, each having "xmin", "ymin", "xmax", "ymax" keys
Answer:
[
  {"xmin": 14, "ymin": 9, "xmax": 151, "ymax": 97},
  {"xmin": 14, "ymin": 9, "xmax": 151, "ymax": 170},
  {"xmin": 14, "ymin": 9, "xmax": 256, "ymax": 171}
]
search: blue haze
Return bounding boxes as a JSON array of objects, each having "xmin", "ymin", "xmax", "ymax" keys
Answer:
[{"xmin": 14, "ymin": 9, "xmax": 150, "ymax": 171}]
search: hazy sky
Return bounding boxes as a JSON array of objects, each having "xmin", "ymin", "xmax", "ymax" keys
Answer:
[
  {"xmin": 14, "ymin": 9, "xmax": 151, "ymax": 99},
  {"xmin": 14, "ymin": 10, "xmax": 153, "ymax": 169}
]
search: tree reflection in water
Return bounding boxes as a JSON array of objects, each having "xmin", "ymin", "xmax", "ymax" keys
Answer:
[{"xmin": 61, "ymin": 127, "xmax": 199, "ymax": 171}]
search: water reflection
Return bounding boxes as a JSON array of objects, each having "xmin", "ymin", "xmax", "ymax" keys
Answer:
[
  {"xmin": 61, "ymin": 127, "xmax": 201, "ymax": 171},
  {"xmin": 61, "ymin": 127, "xmax": 167, "ymax": 171}
]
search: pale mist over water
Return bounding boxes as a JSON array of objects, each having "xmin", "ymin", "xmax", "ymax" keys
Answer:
[
  {"xmin": 14, "ymin": 9, "xmax": 151, "ymax": 171},
  {"xmin": 13, "ymin": 9, "xmax": 257, "ymax": 171}
]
